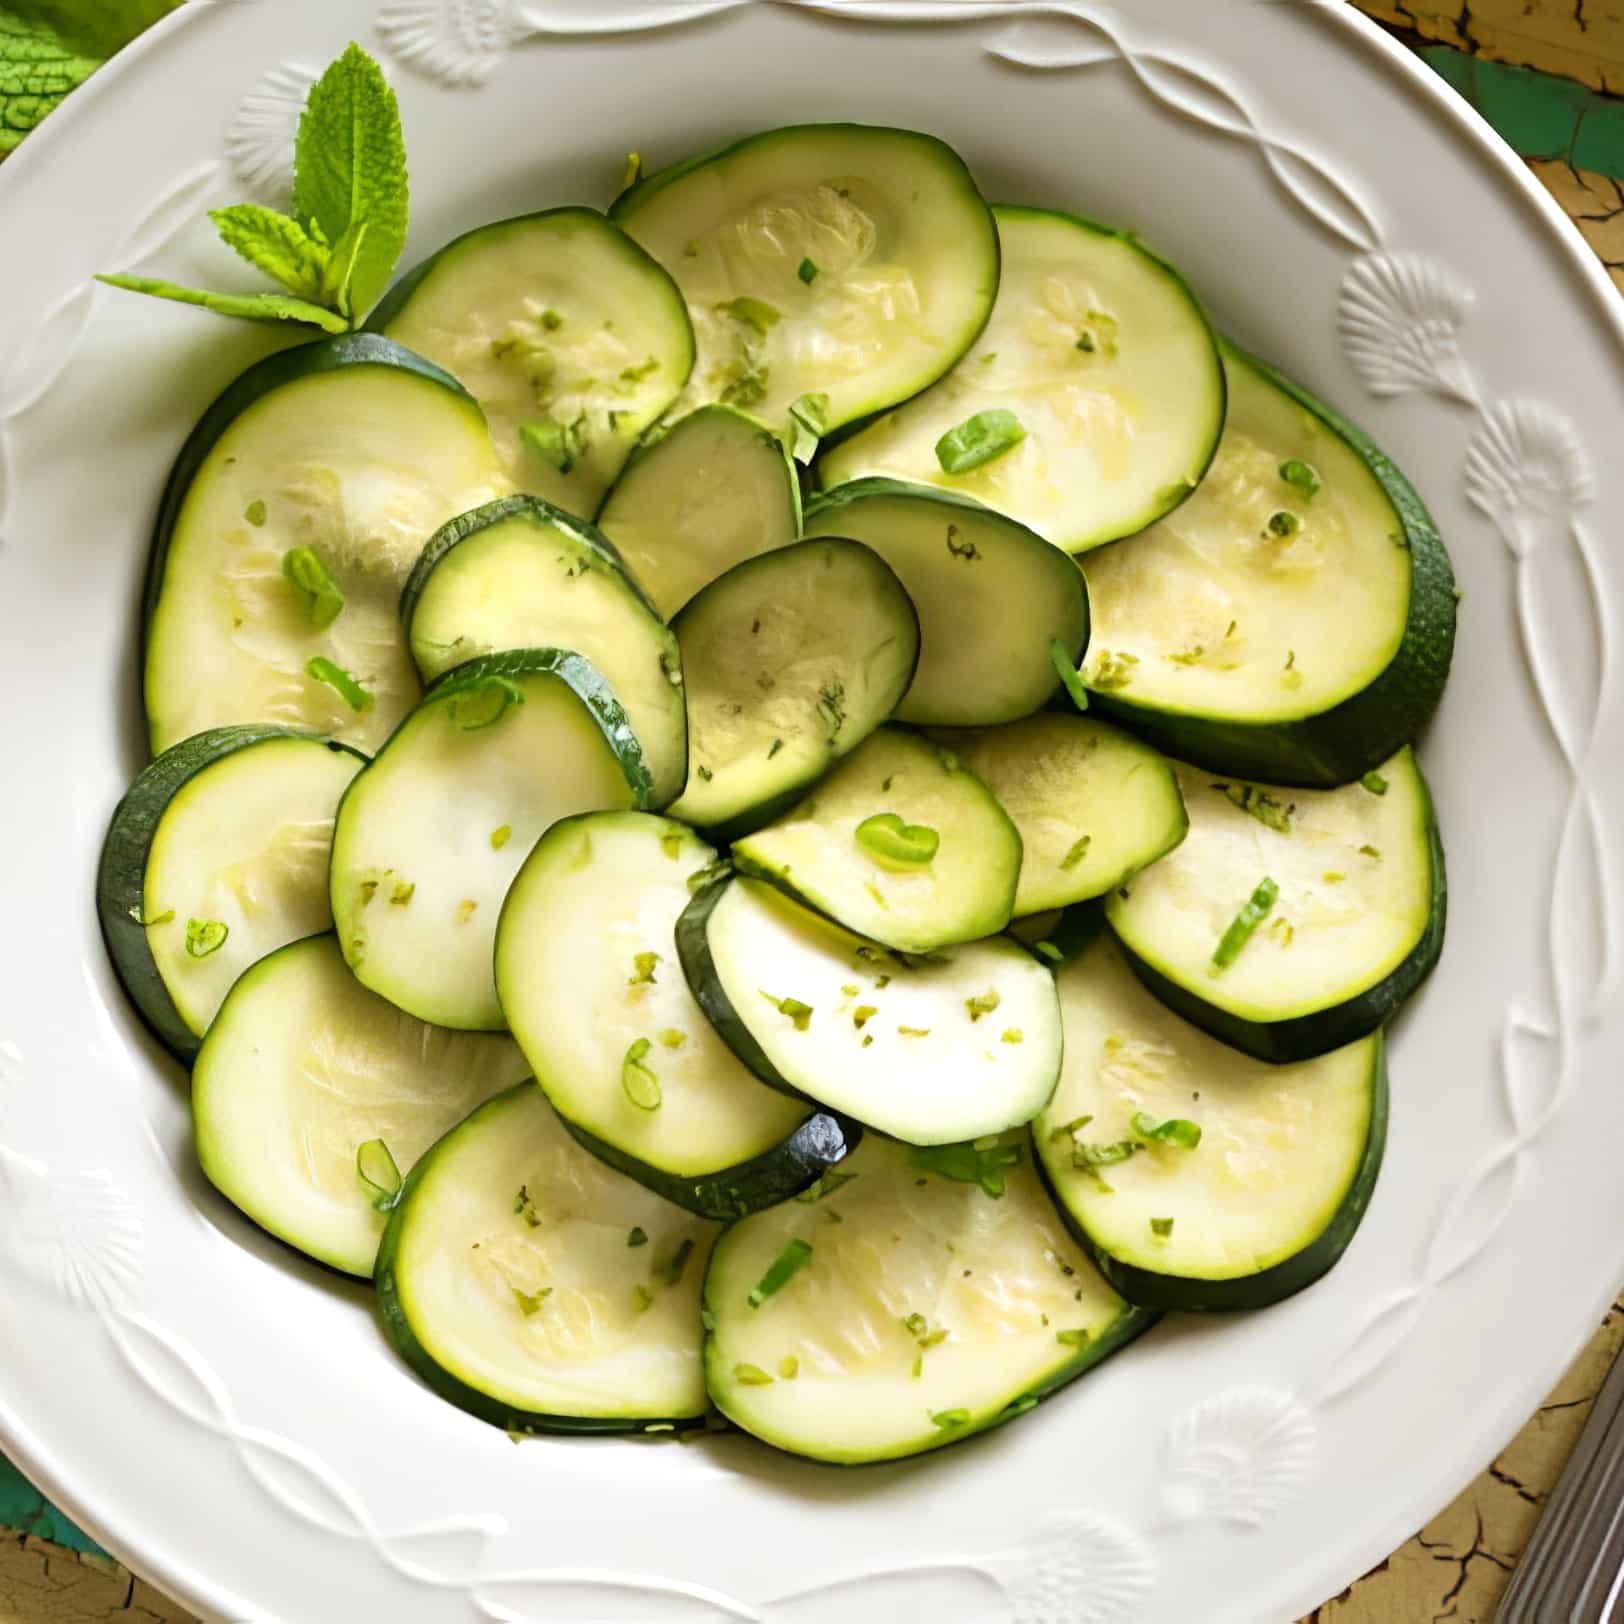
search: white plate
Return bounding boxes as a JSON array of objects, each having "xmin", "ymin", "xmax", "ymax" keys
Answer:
[{"xmin": 1, "ymin": 2, "xmax": 1620, "ymax": 1619}]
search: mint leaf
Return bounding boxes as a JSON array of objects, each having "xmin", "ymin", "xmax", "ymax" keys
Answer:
[
  {"xmin": 292, "ymin": 43, "xmax": 408, "ymax": 320},
  {"xmin": 94, "ymin": 275, "xmax": 349, "ymax": 333},
  {"xmin": 20, "ymin": 1, "xmax": 179, "ymax": 59},
  {"xmin": 322, "ymin": 219, "xmax": 370, "ymax": 319},
  {"xmin": 210, "ymin": 205, "xmax": 331, "ymax": 303},
  {"xmin": 0, "ymin": 13, "xmax": 100, "ymax": 156}
]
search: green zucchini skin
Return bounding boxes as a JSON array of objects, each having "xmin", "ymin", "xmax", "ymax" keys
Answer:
[
  {"xmin": 1085, "ymin": 349, "xmax": 1457, "ymax": 787},
  {"xmin": 373, "ymin": 1088, "xmax": 695, "ymax": 1438},
  {"xmin": 1112, "ymin": 793, "xmax": 1446, "ymax": 1065},
  {"xmin": 557, "ymin": 1109, "xmax": 859, "ymax": 1222},
  {"xmin": 142, "ymin": 333, "xmax": 478, "ymax": 647},
  {"xmin": 96, "ymin": 725, "xmax": 365, "ymax": 1061},
  {"xmin": 1040, "ymin": 1038, "xmax": 1389, "ymax": 1312}
]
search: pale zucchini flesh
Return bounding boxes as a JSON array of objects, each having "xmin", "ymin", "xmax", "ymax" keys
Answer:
[
  {"xmin": 931, "ymin": 715, "xmax": 1187, "ymax": 914},
  {"xmin": 821, "ymin": 205, "xmax": 1224, "ymax": 554},
  {"xmin": 401, "ymin": 496, "xmax": 687, "ymax": 804},
  {"xmin": 192, "ymin": 934, "xmax": 528, "ymax": 1277},
  {"xmin": 800, "ymin": 480, "xmax": 1088, "ymax": 726},
  {"xmin": 613, "ymin": 123, "xmax": 998, "ymax": 434},
  {"xmin": 329, "ymin": 652, "xmax": 650, "ymax": 1030},
  {"xmin": 377, "ymin": 1082, "xmax": 718, "ymax": 1429},
  {"xmin": 373, "ymin": 208, "xmax": 693, "ymax": 514},
  {"xmin": 1036, "ymin": 933, "xmax": 1384, "ymax": 1308},
  {"xmin": 703, "ymin": 1132, "xmax": 1151, "ymax": 1463},
  {"xmin": 732, "ymin": 726, "xmax": 1021, "ymax": 952},
  {"xmin": 145, "ymin": 341, "xmax": 509, "ymax": 755},
  {"xmin": 680, "ymin": 877, "xmax": 1061, "ymax": 1144},
  {"xmin": 495, "ymin": 812, "xmax": 818, "ymax": 1190},
  {"xmin": 667, "ymin": 538, "xmax": 920, "ymax": 833},
  {"xmin": 594, "ymin": 405, "xmax": 801, "ymax": 618}
]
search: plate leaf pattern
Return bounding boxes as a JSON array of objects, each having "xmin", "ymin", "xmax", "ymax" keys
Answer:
[{"xmin": 1161, "ymin": 1387, "xmax": 1315, "ymax": 1529}]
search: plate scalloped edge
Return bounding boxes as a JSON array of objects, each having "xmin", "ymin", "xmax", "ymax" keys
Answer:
[{"xmin": 0, "ymin": 2, "xmax": 1614, "ymax": 1620}]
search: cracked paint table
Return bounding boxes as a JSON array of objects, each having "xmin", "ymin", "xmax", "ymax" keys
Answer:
[{"xmin": 4, "ymin": 0, "xmax": 1624, "ymax": 1618}]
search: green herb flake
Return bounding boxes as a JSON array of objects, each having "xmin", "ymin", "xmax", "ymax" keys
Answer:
[
  {"xmin": 696, "ymin": 765, "xmax": 714, "ymax": 782},
  {"xmin": 539, "ymin": 307, "xmax": 563, "ymax": 330},
  {"xmin": 456, "ymin": 899, "xmax": 478, "ymax": 924},
  {"xmin": 513, "ymin": 1286, "xmax": 553, "ymax": 1316},
  {"xmin": 245, "ymin": 499, "xmax": 269, "ymax": 527},
  {"xmin": 855, "ymin": 812, "xmax": 939, "ymax": 868},
  {"xmin": 912, "ymin": 1139, "xmax": 1023, "ymax": 1200},
  {"xmin": 716, "ymin": 295, "xmax": 781, "ymax": 335},
  {"xmin": 628, "ymin": 1227, "xmax": 649, "ymax": 1248},
  {"xmin": 1074, "ymin": 1141, "xmax": 1138, "ymax": 1178},
  {"xmin": 1034, "ymin": 941, "xmax": 1063, "ymax": 964},
  {"xmin": 1045, "ymin": 637, "xmax": 1089, "ymax": 711},
  {"xmin": 897, "ymin": 1025, "xmax": 930, "ymax": 1038},
  {"xmin": 619, "ymin": 355, "xmax": 660, "ymax": 384},
  {"xmin": 796, "ymin": 1170, "xmax": 857, "ymax": 1205},
  {"xmin": 816, "ymin": 680, "xmax": 846, "ymax": 736},
  {"xmin": 355, "ymin": 1138, "xmax": 402, "ymax": 1211},
  {"xmin": 945, "ymin": 523, "xmax": 981, "ymax": 561},
  {"xmin": 1049, "ymin": 1114, "xmax": 1095, "ymax": 1142},
  {"xmin": 1279, "ymin": 458, "xmax": 1321, "ymax": 498},
  {"xmin": 1266, "ymin": 510, "xmax": 1300, "ymax": 538},
  {"xmin": 1131, "ymin": 1112, "xmax": 1202, "ymax": 1150},
  {"xmin": 787, "ymin": 392, "xmax": 829, "ymax": 463},
  {"xmin": 1056, "ymin": 1328, "xmax": 1091, "ymax": 1347},
  {"xmin": 760, "ymin": 992, "xmax": 813, "ymax": 1031},
  {"xmin": 935, "ymin": 408, "xmax": 1027, "ymax": 475},
  {"xmin": 513, "ymin": 1185, "xmax": 543, "ymax": 1228},
  {"xmin": 621, "ymin": 1037, "xmax": 661, "ymax": 1110},
  {"xmin": 1061, "ymin": 835, "xmax": 1092, "ymax": 870},
  {"xmin": 184, "ymin": 918, "xmax": 228, "ymax": 959},
  {"xmin": 281, "ymin": 546, "xmax": 345, "ymax": 627},
  {"xmin": 1361, "ymin": 770, "xmax": 1389, "ymax": 796},
  {"xmin": 633, "ymin": 1283, "xmax": 655, "ymax": 1313},
  {"xmin": 659, "ymin": 830, "xmax": 685, "ymax": 860},
  {"xmin": 1323, "ymin": 870, "xmax": 1346, "ymax": 885},
  {"xmin": 129, "ymin": 906, "xmax": 176, "ymax": 928},
  {"xmin": 796, "ymin": 257, "xmax": 818, "ymax": 284},
  {"xmin": 1215, "ymin": 782, "xmax": 1292, "ymax": 834},
  {"xmin": 1075, "ymin": 331, "xmax": 1096, "ymax": 353},
  {"xmin": 780, "ymin": 1355, "xmax": 800, "ymax": 1379},
  {"xmin": 686, "ymin": 858, "xmax": 731, "ymax": 893},
  {"xmin": 490, "ymin": 823, "xmax": 513, "ymax": 851},
  {"xmin": 657, "ymin": 1028, "xmax": 687, "ymax": 1049},
  {"xmin": 1090, "ymin": 650, "xmax": 1139, "ymax": 692},
  {"xmin": 447, "ymin": 674, "xmax": 523, "ymax": 731},
  {"xmin": 1211, "ymin": 877, "xmax": 1279, "ymax": 971},
  {"xmin": 389, "ymin": 881, "xmax": 414, "ymax": 905},
  {"xmin": 629, "ymin": 951, "xmax": 661, "ymax": 986},
  {"xmin": 358, "ymin": 880, "xmax": 379, "ymax": 907},
  {"xmin": 768, "ymin": 737, "xmax": 784, "ymax": 759},
  {"xmin": 520, "ymin": 418, "xmax": 576, "ymax": 474},
  {"xmin": 749, "ymin": 1237, "xmax": 813, "ymax": 1307},
  {"xmin": 659, "ymin": 1237, "xmax": 695, "ymax": 1287},
  {"xmin": 1001, "ymin": 1028, "xmax": 1024, "ymax": 1045},
  {"xmin": 1359, "ymin": 844, "xmax": 1381, "ymax": 860},
  {"xmin": 734, "ymin": 1363, "xmax": 774, "ymax": 1386},
  {"xmin": 964, "ymin": 990, "xmax": 1001, "ymax": 1022},
  {"xmin": 306, "ymin": 655, "xmax": 372, "ymax": 713},
  {"xmin": 930, "ymin": 1409, "xmax": 971, "ymax": 1430},
  {"xmin": 621, "ymin": 150, "xmax": 642, "ymax": 191}
]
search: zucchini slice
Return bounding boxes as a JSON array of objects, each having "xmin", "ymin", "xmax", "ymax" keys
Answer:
[
  {"xmin": 732, "ymin": 727, "xmax": 1021, "ymax": 952},
  {"xmin": 1035, "ymin": 932, "xmax": 1386, "ymax": 1310},
  {"xmin": 677, "ymin": 877, "xmax": 1061, "ymax": 1145},
  {"xmin": 821, "ymin": 205, "xmax": 1224, "ymax": 554},
  {"xmin": 703, "ymin": 1131, "xmax": 1154, "ymax": 1464},
  {"xmin": 594, "ymin": 405, "xmax": 800, "ymax": 618},
  {"xmin": 370, "ymin": 208, "xmax": 693, "ymax": 514},
  {"xmin": 1076, "ymin": 344, "xmax": 1457, "ymax": 785},
  {"xmin": 800, "ymin": 479, "xmax": 1087, "ymax": 726},
  {"xmin": 329, "ymin": 650, "xmax": 652, "ymax": 1031},
  {"xmin": 376, "ymin": 1082, "xmax": 718, "ymax": 1433},
  {"xmin": 400, "ymin": 495, "xmax": 686, "ymax": 804},
  {"xmin": 192, "ymin": 934, "xmax": 528, "ymax": 1277},
  {"xmin": 930, "ymin": 716, "xmax": 1187, "ymax": 915},
  {"xmin": 144, "ymin": 334, "xmax": 509, "ymax": 756},
  {"xmin": 97, "ymin": 727, "xmax": 365, "ymax": 1059},
  {"xmin": 495, "ymin": 811, "xmax": 855, "ymax": 1218},
  {"xmin": 612, "ymin": 123, "xmax": 998, "ymax": 436},
  {"xmin": 1107, "ymin": 747, "xmax": 1444, "ymax": 1062},
  {"xmin": 667, "ymin": 538, "xmax": 920, "ymax": 837}
]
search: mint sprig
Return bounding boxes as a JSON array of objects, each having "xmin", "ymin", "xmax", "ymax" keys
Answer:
[{"xmin": 96, "ymin": 43, "xmax": 408, "ymax": 332}]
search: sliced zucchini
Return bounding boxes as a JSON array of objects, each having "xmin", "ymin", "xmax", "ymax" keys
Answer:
[
  {"xmin": 370, "ymin": 208, "xmax": 693, "ymax": 514},
  {"xmin": 1075, "ymin": 344, "xmax": 1457, "ymax": 785},
  {"xmin": 1107, "ymin": 747, "xmax": 1444, "ymax": 1062},
  {"xmin": 1035, "ymin": 932, "xmax": 1386, "ymax": 1310},
  {"xmin": 930, "ymin": 715, "xmax": 1187, "ymax": 914},
  {"xmin": 496, "ymin": 811, "xmax": 856, "ymax": 1218},
  {"xmin": 612, "ymin": 123, "xmax": 998, "ymax": 436},
  {"xmin": 800, "ymin": 479, "xmax": 1087, "ymax": 726},
  {"xmin": 192, "ymin": 934, "xmax": 528, "ymax": 1277},
  {"xmin": 400, "ymin": 495, "xmax": 686, "ymax": 804},
  {"xmin": 376, "ymin": 1082, "xmax": 718, "ymax": 1432},
  {"xmin": 703, "ymin": 1130, "xmax": 1154, "ymax": 1464},
  {"xmin": 144, "ymin": 334, "xmax": 509, "ymax": 755},
  {"xmin": 820, "ymin": 206, "xmax": 1223, "ymax": 553},
  {"xmin": 329, "ymin": 650, "xmax": 652, "ymax": 1031},
  {"xmin": 677, "ymin": 877, "xmax": 1061, "ymax": 1144},
  {"xmin": 594, "ymin": 405, "xmax": 800, "ymax": 617},
  {"xmin": 97, "ymin": 727, "xmax": 364, "ymax": 1059},
  {"xmin": 666, "ymin": 538, "xmax": 919, "ymax": 837},
  {"xmin": 732, "ymin": 726, "xmax": 1021, "ymax": 953}
]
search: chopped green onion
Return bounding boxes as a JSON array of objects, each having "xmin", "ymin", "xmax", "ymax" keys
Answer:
[
  {"xmin": 513, "ymin": 1286, "xmax": 552, "ymax": 1316},
  {"xmin": 1211, "ymin": 877, "xmax": 1279, "ymax": 971},
  {"xmin": 1131, "ymin": 1112, "xmax": 1202, "ymax": 1149},
  {"xmin": 855, "ymin": 812, "xmax": 940, "ymax": 868},
  {"xmin": 306, "ymin": 656, "xmax": 371, "ymax": 713},
  {"xmin": 796, "ymin": 257, "xmax": 818, "ymax": 284},
  {"xmin": 1279, "ymin": 459, "xmax": 1321, "ymax": 498},
  {"xmin": 748, "ymin": 1237, "xmax": 813, "ymax": 1307},
  {"xmin": 1049, "ymin": 638, "xmax": 1090, "ymax": 712},
  {"xmin": 1061, "ymin": 835, "xmax": 1092, "ymax": 870},
  {"xmin": 1266, "ymin": 510, "xmax": 1300, "ymax": 538},
  {"xmin": 1056, "ymin": 1328, "xmax": 1091, "ymax": 1347},
  {"xmin": 628, "ymin": 1227, "xmax": 649, "ymax": 1247},
  {"xmin": 934, "ymin": 408, "xmax": 1027, "ymax": 474},
  {"xmin": 447, "ymin": 675, "xmax": 524, "ymax": 731},
  {"xmin": 911, "ymin": 1139, "xmax": 1022, "ymax": 1199},
  {"xmin": 930, "ymin": 1409, "xmax": 971, "ymax": 1430},
  {"xmin": 355, "ymin": 1139, "xmax": 402, "ymax": 1211},
  {"xmin": 734, "ymin": 1363, "xmax": 774, "ymax": 1386},
  {"xmin": 244, "ymin": 499, "xmax": 268, "ymax": 527},
  {"xmin": 281, "ymin": 547, "xmax": 345, "ymax": 627},
  {"xmin": 715, "ymin": 295, "xmax": 780, "ymax": 335},
  {"xmin": 1215, "ymin": 782, "xmax": 1292, "ymax": 834},
  {"xmin": 490, "ymin": 824, "xmax": 512, "ymax": 850},
  {"xmin": 1361, "ymin": 770, "xmax": 1389, "ymax": 796},
  {"xmin": 184, "ymin": 918, "xmax": 228, "ymax": 959},
  {"xmin": 1150, "ymin": 1216, "xmax": 1175, "ymax": 1236},
  {"xmin": 659, "ymin": 1237, "xmax": 695, "ymax": 1287},
  {"xmin": 964, "ymin": 990, "xmax": 1000, "ymax": 1022},
  {"xmin": 796, "ymin": 1170, "xmax": 857, "ymax": 1204},
  {"xmin": 759, "ymin": 992, "xmax": 813, "ymax": 1030},
  {"xmin": 621, "ymin": 1038, "xmax": 661, "ymax": 1110},
  {"xmin": 629, "ymin": 951, "xmax": 661, "ymax": 986}
]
